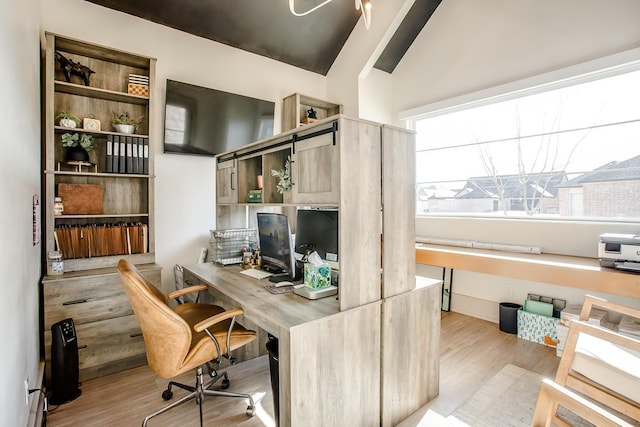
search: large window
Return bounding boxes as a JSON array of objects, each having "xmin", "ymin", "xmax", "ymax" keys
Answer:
[{"xmin": 411, "ymin": 67, "xmax": 640, "ymax": 221}]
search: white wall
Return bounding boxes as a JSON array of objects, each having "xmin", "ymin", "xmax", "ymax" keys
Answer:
[
  {"xmin": 393, "ymin": 0, "xmax": 640, "ymax": 119},
  {"xmin": 391, "ymin": 0, "xmax": 640, "ymax": 321},
  {"xmin": 40, "ymin": 0, "xmax": 330, "ymax": 291},
  {"xmin": 328, "ymin": 0, "xmax": 413, "ymax": 121},
  {"xmin": 0, "ymin": 0, "xmax": 42, "ymax": 425}
]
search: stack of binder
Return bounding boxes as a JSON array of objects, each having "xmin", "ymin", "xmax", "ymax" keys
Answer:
[
  {"xmin": 54, "ymin": 223, "xmax": 148, "ymax": 259},
  {"xmin": 106, "ymin": 135, "xmax": 149, "ymax": 174}
]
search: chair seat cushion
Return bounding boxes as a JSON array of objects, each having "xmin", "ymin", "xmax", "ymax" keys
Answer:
[
  {"xmin": 572, "ymin": 332, "xmax": 640, "ymax": 405},
  {"xmin": 174, "ymin": 303, "xmax": 256, "ymax": 355}
]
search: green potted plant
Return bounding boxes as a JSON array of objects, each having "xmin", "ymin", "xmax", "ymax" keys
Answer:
[
  {"xmin": 111, "ymin": 111, "xmax": 141, "ymax": 134},
  {"xmin": 55, "ymin": 111, "xmax": 80, "ymax": 129},
  {"xmin": 271, "ymin": 156, "xmax": 292, "ymax": 194},
  {"xmin": 61, "ymin": 132, "xmax": 96, "ymax": 162}
]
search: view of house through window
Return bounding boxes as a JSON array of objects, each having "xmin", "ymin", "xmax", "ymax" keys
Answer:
[{"xmin": 413, "ymin": 68, "xmax": 640, "ymax": 220}]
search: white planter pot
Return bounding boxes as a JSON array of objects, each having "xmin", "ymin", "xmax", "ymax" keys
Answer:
[
  {"xmin": 114, "ymin": 124, "xmax": 136, "ymax": 134},
  {"xmin": 59, "ymin": 118, "xmax": 77, "ymax": 128}
]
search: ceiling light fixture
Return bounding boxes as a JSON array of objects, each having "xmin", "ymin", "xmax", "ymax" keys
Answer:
[
  {"xmin": 288, "ymin": 0, "xmax": 372, "ymax": 29},
  {"xmin": 355, "ymin": 0, "xmax": 372, "ymax": 29}
]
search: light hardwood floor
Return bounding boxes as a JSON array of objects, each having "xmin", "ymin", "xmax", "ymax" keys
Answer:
[{"xmin": 45, "ymin": 311, "xmax": 559, "ymax": 426}]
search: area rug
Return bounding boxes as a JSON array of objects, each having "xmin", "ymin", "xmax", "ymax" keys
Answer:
[{"xmin": 449, "ymin": 364, "xmax": 594, "ymax": 427}]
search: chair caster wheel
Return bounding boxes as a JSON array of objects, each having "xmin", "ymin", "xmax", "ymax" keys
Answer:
[
  {"xmin": 246, "ymin": 406, "xmax": 255, "ymax": 417},
  {"xmin": 162, "ymin": 389, "xmax": 173, "ymax": 400},
  {"xmin": 222, "ymin": 379, "xmax": 230, "ymax": 389}
]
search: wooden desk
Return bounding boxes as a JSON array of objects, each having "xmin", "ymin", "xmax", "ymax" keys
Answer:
[
  {"xmin": 183, "ymin": 263, "xmax": 339, "ymax": 336},
  {"xmin": 416, "ymin": 243, "xmax": 640, "ymax": 299},
  {"xmin": 182, "ymin": 263, "xmax": 381, "ymax": 426}
]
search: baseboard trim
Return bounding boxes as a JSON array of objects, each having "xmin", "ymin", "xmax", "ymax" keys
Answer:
[
  {"xmin": 451, "ymin": 293, "xmax": 501, "ymax": 323},
  {"xmin": 26, "ymin": 361, "xmax": 46, "ymax": 427}
]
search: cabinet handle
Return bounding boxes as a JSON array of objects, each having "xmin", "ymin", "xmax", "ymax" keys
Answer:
[
  {"xmin": 230, "ymin": 171, "xmax": 236, "ymax": 190},
  {"xmin": 62, "ymin": 299, "xmax": 88, "ymax": 305},
  {"xmin": 290, "ymin": 160, "xmax": 295, "ymax": 186},
  {"xmin": 78, "ymin": 344, "xmax": 88, "ymax": 350},
  {"xmin": 130, "ymin": 333, "xmax": 143, "ymax": 339}
]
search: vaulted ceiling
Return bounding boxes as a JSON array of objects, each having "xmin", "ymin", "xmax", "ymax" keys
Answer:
[{"xmin": 85, "ymin": 0, "xmax": 441, "ymax": 76}]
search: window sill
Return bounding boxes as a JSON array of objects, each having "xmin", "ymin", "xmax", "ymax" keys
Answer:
[{"xmin": 415, "ymin": 243, "xmax": 640, "ymax": 299}]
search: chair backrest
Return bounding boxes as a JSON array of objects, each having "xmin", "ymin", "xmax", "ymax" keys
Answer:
[{"xmin": 118, "ymin": 259, "xmax": 192, "ymax": 378}]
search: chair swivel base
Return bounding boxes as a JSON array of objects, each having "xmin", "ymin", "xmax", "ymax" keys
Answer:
[{"xmin": 142, "ymin": 365, "xmax": 255, "ymax": 427}]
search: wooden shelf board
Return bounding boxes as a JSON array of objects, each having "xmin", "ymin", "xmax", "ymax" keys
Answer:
[
  {"xmin": 45, "ymin": 170, "xmax": 152, "ymax": 179},
  {"xmin": 55, "ymin": 213, "xmax": 148, "ymax": 219},
  {"xmin": 52, "ymin": 33, "xmax": 153, "ymax": 69},
  {"xmin": 54, "ymin": 126, "xmax": 148, "ymax": 138},
  {"xmin": 415, "ymin": 243, "xmax": 640, "ymax": 299},
  {"xmin": 55, "ymin": 81, "xmax": 148, "ymax": 105}
]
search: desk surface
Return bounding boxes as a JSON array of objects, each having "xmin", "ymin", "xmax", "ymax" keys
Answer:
[
  {"xmin": 183, "ymin": 263, "xmax": 340, "ymax": 336},
  {"xmin": 416, "ymin": 243, "xmax": 640, "ymax": 299}
]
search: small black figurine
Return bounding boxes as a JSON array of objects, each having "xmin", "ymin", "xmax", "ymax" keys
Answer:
[
  {"xmin": 307, "ymin": 107, "xmax": 317, "ymax": 119},
  {"xmin": 55, "ymin": 51, "xmax": 95, "ymax": 86}
]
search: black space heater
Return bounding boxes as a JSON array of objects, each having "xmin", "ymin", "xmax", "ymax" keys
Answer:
[{"xmin": 49, "ymin": 318, "xmax": 82, "ymax": 405}]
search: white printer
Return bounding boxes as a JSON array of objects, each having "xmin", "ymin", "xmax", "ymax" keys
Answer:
[{"xmin": 598, "ymin": 233, "xmax": 640, "ymax": 272}]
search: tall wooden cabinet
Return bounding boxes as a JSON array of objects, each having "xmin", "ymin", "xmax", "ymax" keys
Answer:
[
  {"xmin": 215, "ymin": 114, "xmax": 440, "ymax": 425},
  {"xmin": 40, "ymin": 33, "xmax": 160, "ymax": 383}
]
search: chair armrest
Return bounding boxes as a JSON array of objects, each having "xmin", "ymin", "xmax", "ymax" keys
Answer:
[
  {"xmin": 580, "ymin": 295, "xmax": 640, "ymax": 321},
  {"xmin": 194, "ymin": 308, "xmax": 244, "ymax": 333},
  {"xmin": 167, "ymin": 284, "xmax": 208, "ymax": 301},
  {"xmin": 531, "ymin": 378, "xmax": 633, "ymax": 427}
]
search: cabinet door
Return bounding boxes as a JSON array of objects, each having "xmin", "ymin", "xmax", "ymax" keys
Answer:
[
  {"xmin": 216, "ymin": 159, "xmax": 238, "ymax": 204},
  {"xmin": 290, "ymin": 131, "xmax": 339, "ymax": 204}
]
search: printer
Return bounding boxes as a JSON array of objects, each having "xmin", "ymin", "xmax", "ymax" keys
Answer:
[{"xmin": 598, "ymin": 233, "xmax": 640, "ymax": 272}]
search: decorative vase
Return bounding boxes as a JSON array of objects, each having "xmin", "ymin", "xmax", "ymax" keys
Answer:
[
  {"xmin": 114, "ymin": 124, "xmax": 136, "ymax": 134},
  {"xmin": 65, "ymin": 146, "xmax": 89, "ymax": 162}
]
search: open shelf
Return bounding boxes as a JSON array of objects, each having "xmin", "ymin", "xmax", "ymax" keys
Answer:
[{"xmin": 55, "ymin": 81, "xmax": 149, "ymax": 104}]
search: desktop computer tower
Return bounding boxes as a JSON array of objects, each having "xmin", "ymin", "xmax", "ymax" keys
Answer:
[{"xmin": 49, "ymin": 318, "xmax": 82, "ymax": 405}]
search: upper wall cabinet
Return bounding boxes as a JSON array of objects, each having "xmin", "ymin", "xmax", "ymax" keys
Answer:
[
  {"xmin": 216, "ymin": 159, "xmax": 238, "ymax": 204},
  {"xmin": 43, "ymin": 33, "xmax": 157, "ymax": 271},
  {"xmin": 290, "ymin": 123, "xmax": 340, "ymax": 205}
]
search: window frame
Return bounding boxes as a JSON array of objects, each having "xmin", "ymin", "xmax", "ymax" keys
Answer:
[{"xmin": 400, "ymin": 48, "xmax": 640, "ymax": 258}]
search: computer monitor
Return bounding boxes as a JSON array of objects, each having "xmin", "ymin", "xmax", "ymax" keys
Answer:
[
  {"xmin": 294, "ymin": 209, "xmax": 339, "ymax": 263},
  {"xmin": 256, "ymin": 212, "xmax": 298, "ymax": 280}
]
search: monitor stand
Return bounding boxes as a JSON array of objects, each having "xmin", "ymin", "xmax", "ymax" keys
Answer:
[{"xmin": 293, "ymin": 285, "xmax": 337, "ymax": 300}]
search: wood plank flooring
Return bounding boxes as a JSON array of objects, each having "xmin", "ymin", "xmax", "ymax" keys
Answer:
[{"xmin": 45, "ymin": 312, "xmax": 559, "ymax": 426}]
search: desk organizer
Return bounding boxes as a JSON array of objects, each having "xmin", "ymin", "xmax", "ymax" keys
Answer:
[{"xmin": 207, "ymin": 228, "xmax": 257, "ymax": 265}]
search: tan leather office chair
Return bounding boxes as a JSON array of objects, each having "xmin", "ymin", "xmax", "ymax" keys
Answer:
[
  {"xmin": 531, "ymin": 295, "xmax": 640, "ymax": 426},
  {"xmin": 117, "ymin": 259, "xmax": 258, "ymax": 426}
]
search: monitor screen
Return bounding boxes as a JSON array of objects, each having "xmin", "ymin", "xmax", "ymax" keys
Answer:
[
  {"xmin": 257, "ymin": 213, "xmax": 297, "ymax": 279},
  {"xmin": 294, "ymin": 209, "xmax": 339, "ymax": 262},
  {"xmin": 163, "ymin": 79, "xmax": 275, "ymax": 156}
]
